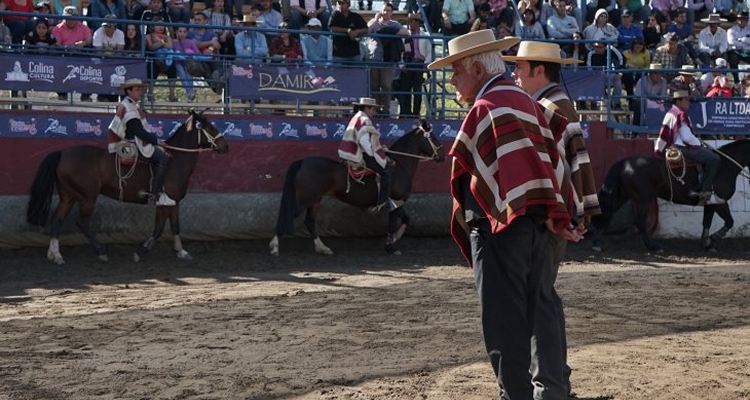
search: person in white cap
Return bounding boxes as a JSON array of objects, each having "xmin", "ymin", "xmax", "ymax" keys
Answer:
[
  {"xmin": 505, "ymin": 40, "xmax": 600, "ymax": 400},
  {"xmin": 337, "ymin": 97, "xmax": 395, "ymax": 211},
  {"xmin": 700, "ymin": 57, "xmax": 735, "ymax": 96},
  {"xmin": 300, "ymin": 17, "xmax": 332, "ymax": 66},
  {"xmin": 427, "ymin": 30, "xmax": 581, "ymax": 400}
]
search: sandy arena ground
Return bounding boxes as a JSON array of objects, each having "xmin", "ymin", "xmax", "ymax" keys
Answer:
[{"xmin": 1, "ymin": 233, "xmax": 749, "ymax": 400}]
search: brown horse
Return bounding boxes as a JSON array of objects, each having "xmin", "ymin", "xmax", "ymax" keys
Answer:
[
  {"xmin": 26, "ymin": 111, "xmax": 229, "ymax": 264},
  {"xmin": 269, "ymin": 119, "xmax": 446, "ymax": 256}
]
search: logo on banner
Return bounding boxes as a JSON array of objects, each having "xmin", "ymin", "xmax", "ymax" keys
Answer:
[
  {"xmin": 248, "ymin": 122, "xmax": 274, "ymax": 138},
  {"xmin": 148, "ymin": 121, "xmax": 167, "ymax": 137},
  {"xmin": 385, "ymin": 123, "xmax": 405, "ymax": 138},
  {"xmin": 44, "ymin": 118, "xmax": 69, "ymax": 136},
  {"xmin": 279, "ymin": 122, "xmax": 299, "ymax": 138},
  {"xmin": 222, "ymin": 122, "xmax": 244, "ymax": 138},
  {"xmin": 75, "ymin": 119, "xmax": 103, "ymax": 136},
  {"xmin": 304, "ymin": 124, "xmax": 328, "ymax": 139},
  {"xmin": 63, "ymin": 65, "xmax": 104, "ymax": 85},
  {"xmin": 5, "ymin": 61, "xmax": 30, "ymax": 82},
  {"xmin": 9, "ymin": 118, "xmax": 37, "ymax": 136},
  {"xmin": 110, "ymin": 66, "xmax": 127, "ymax": 90},
  {"xmin": 231, "ymin": 64, "xmax": 254, "ymax": 78},
  {"xmin": 333, "ymin": 123, "xmax": 346, "ymax": 138},
  {"xmin": 438, "ymin": 123, "xmax": 458, "ymax": 138},
  {"xmin": 257, "ymin": 67, "xmax": 338, "ymax": 94}
]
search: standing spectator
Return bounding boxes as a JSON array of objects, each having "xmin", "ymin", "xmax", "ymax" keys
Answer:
[
  {"xmin": 616, "ymin": 8, "xmax": 643, "ymax": 50},
  {"xmin": 258, "ymin": 0, "xmax": 283, "ymax": 38},
  {"xmin": 89, "ymin": 0, "xmax": 127, "ymax": 32},
  {"xmin": 398, "ymin": 12, "xmax": 431, "ymax": 117},
  {"xmin": 171, "ymin": 25, "xmax": 200, "ymax": 102},
  {"xmin": 441, "ymin": 0, "xmax": 474, "ymax": 36},
  {"xmin": 727, "ymin": 11, "xmax": 750, "ymax": 84},
  {"xmin": 685, "ymin": 0, "xmax": 713, "ymax": 27},
  {"xmin": 667, "ymin": 65, "xmax": 702, "ymax": 97},
  {"xmin": 547, "ymin": 0, "xmax": 580, "ymax": 56},
  {"xmin": 328, "ymin": 0, "xmax": 367, "ymax": 63},
  {"xmin": 0, "ymin": 0, "xmax": 35, "ymax": 43},
  {"xmin": 697, "ymin": 14, "xmax": 728, "ymax": 67},
  {"xmin": 667, "ymin": 8, "xmax": 701, "ymax": 65},
  {"xmin": 234, "ymin": 14, "xmax": 268, "ymax": 64},
  {"xmin": 51, "ymin": 0, "xmax": 82, "ymax": 18},
  {"xmin": 300, "ymin": 17, "xmax": 332, "ymax": 65},
  {"xmin": 622, "ymin": 37, "xmax": 650, "ymax": 107},
  {"xmin": 53, "ymin": 6, "xmax": 93, "ymax": 100},
  {"xmin": 582, "ymin": 9, "xmax": 619, "ymax": 51},
  {"xmin": 586, "ymin": 42, "xmax": 624, "ymax": 108},
  {"xmin": 701, "ymin": 57, "xmax": 735, "ymax": 96},
  {"xmin": 652, "ymin": 32, "xmax": 695, "ymax": 80},
  {"xmin": 517, "ymin": 7, "xmax": 546, "ymax": 40},
  {"xmin": 367, "ymin": 2, "xmax": 408, "ymax": 115},
  {"xmin": 166, "ymin": 0, "xmax": 190, "ymax": 24},
  {"xmin": 643, "ymin": 12, "xmax": 662, "ymax": 52},
  {"xmin": 290, "ymin": 0, "xmax": 330, "ymax": 31},
  {"xmin": 202, "ymin": 0, "xmax": 233, "ymax": 54},
  {"xmin": 426, "ymin": 30, "xmax": 580, "ymax": 400},
  {"xmin": 93, "ymin": 15, "xmax": 125, "ymax": 101},
  {"xmin": 633, "ymin": 62, "xmax": 667, "ymax": 127}
]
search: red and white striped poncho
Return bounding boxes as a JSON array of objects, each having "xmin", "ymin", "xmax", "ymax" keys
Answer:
[
  {"xmin": 654, "ymin": 105, "xmax": 691, "ymax": 158},
  {"xmin": 449, "ymin": 78, "xmax": 572, "ymax": 267}
]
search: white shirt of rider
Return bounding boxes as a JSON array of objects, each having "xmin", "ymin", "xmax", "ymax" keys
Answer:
[
  {"xmin": 359, "ymin": 131, "xmax": 374, "ymax": 157},
  {"xmin": 675, "ymin": 124, "xmax": 701, "ymax": 147}
]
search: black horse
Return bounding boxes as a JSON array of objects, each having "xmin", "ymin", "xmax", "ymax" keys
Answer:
[
  {"xmin": 591, "ymin": 140, "xmax": 750, "ymax": 252},
  {"xmin": 269, "ymin": 119, "xmax": 446, "ymax": 256},
  {"xmin": 26, "ymin": 112, "xmax": 229, "ymax": 264}
]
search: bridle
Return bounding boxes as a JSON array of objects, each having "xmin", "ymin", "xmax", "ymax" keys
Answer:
[
  {"xmin": 159, "ymin": 115, "xmax": 224, "ymax": 153},
  {"xmin": 384, "ymin": 125, "xmax": 443, "ymax": 161}
]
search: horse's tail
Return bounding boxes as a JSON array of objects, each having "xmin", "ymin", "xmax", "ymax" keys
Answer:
[
  {"xmin": 275, "ymin": 159, "xmax": 303, "ymax": 236},
  {"xmin": 27, "ymin": 151, "xmax": 62, "ymax": 227}
]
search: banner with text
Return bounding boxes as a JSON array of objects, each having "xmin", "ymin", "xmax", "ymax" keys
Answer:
[
  {"xmin": 1, "ymin": 54, "xmax": 147, "ymax": 95},
  {"xmin": 643, "ymin": 98, "xmax": 750, "ymax": 133},
  {"xmin": 227, "ymin": 64, "xmax": 369, "ymax": 102}
]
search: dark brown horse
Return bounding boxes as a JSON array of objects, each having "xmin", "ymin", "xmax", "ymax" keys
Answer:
[
  {"xmin": 26, "ymin": 111, "xmax": 229, "ymax": 264},
  {"xmin": 269, "ymin": 119, "xmax": 446, "ymax": 256},
  {"xmin": 591, "ymin": 140, "xmax": 750, "ymax": 253}
]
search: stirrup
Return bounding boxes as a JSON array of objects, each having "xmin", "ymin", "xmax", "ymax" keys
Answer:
[
  {"xmin": 688, "ymin": 190, "xmax": 711, "ymax": 199},
  {"xmin": 706, "ymin": 193, "xmax": 726, "ymax": 205},
  {"xmin": 156, "ymin": 192, "xmax": 176, "ymax": 207}
]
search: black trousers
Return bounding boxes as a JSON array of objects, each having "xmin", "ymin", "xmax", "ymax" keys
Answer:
[
  {"xmin": 398, "ymin": 62, "xmax": 425, "ymax": 118},
  {"xmin": 471, "ymin": 214, "xmax": 555, "ymax": 400}
]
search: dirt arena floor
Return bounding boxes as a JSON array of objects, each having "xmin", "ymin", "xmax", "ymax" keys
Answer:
[{"xmin": 1, "ymin": 233, "xmax": 750, "ymax": 400}]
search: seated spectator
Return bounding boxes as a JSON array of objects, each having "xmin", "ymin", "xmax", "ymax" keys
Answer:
[
  {"xmin": 570, "ymin": 30, "xmax": 587, "ymax": 62},
  {"xmin": 300, "ymin": 17, "xmax": 332, "ymax": 66},
  {"xmin": 643, "ymin": 13, "xmax": 662, "ymax": 53},
  {"xmin": 685, "ymin": 0, "xmax": 712, "ymax": 26},
  {"xmin": 668, "ymin": 65, "xmax": 701, "ymax": 97},
  {"xmin": 139, "ymin": 0, "xmax": 171, "ymax": 29},
  {"xmin": 88, "ymin": 0, "xmax": 127, "ymax": 32},
  {"xmin": 585, "ymin": 0, "xmax": 616, "ymax": 26},
  {"xmin": 234, "ymin": 14, "xmax": 268, "ymax": 65},
  {"xmin": 496, "ymin": 24, "xmax": 518, "ymax": 54},
  {"xmin": 488, "ymin": 0, "xmax": 513, "ymax": 28},
  {"xmin": 633, "ymin": 63, "xmax": 668, "ymax": 127},
  {"xmin": 258, "ymin": 0, "xmax": 284, "ymax": 38},
  {"xmin": 697, "ymin": 13, "xmax": 728, "ymax": 66},
  {"xmin": 24, "ymin": 17, "xmax": 57, "ymax": 51},
  {"xmin": 518, "ymin": 0, "xmax": 554, "ymax": 31},
  {"xmin": 0, "ymin": 0, "xmax": 35, "ymax": 43},
  {"xmin": 202, "ymin": 0, "xmax": 234, "ymax": 55},
  {"xmin": 145, "ymin": 17, "xmax": 178, "ymax": 101},
  {"xmin": 586, "ymin": 42, "xmax": 624, "ymax": 108},
  {"xmin": 652, "ymin": 32, "xmax": 695, "ymax": 80},
  {"xmin": 52, "ymin": 6, "xmax": 93, "ymax": 100},
  {"xmin": 269, "ymin": 21, "xmax": 303, "ymax": 62},
  {"xmin": 123, "ymin": 22, "xmax": 141, "ymax": 55},
  {"xmin": 517, "ymin": 7, "xmax": 546, "ymax": 40},
  {"xmin": 742, "ymin": 75, "xmax": 750, "ymax": 98},
  {"xmin": 290, "ymin": 0, "xmax": 331, "ymax": 31},
  {"xmin": 619, "ymin": 0, "xmax": 650, "ymax": 25},
  {"xmin": 650, "ymin": 0, "xmax": 681, "ymax": 29},
  {"xmin": 667, "ymin": 8, "xmax": 701, "ymax": 65},
  {"xmin": 616, "ymin": 8, "xmax": 643, "ymax": 50},
  {"xmin": 130, "ymin": 0, "xmax": 149, "ymax": 20},
  {"xmin": 727, "ymin": 11, "xmax": 750, "ymax": 84},
  {"xmin": 166, "ymin": 0, "xmax": 190, "ymax": 24},
  {"xmin": 700, "ymin": 57, "xmax": 735, "ymax": 96},
  {"xmin": 622, "ymin": 37, "xmax": 650, "ymax": 106},
  {"xmin": 471, "ymin": 2, "xmax": 494, "ymax": 33},
  {"xmin": 203, "ymin": 0, "xmax": 243, "ymax": 20},
  {"xmin": 583, "ymin": 9, "xmax": 619, "ymax": 51},
  {"xmin": 172, "ymin": 25, "xmax": 202, "ymax": 102},
  {"xmin": 547, "ymin": 0, "xmax": 580, "ymax": 55},
  {"xmin": 0, "ymin": 16, "xmax": 12, "ymax": 44}
]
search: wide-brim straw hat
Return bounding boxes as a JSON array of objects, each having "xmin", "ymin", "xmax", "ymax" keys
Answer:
[
  {"xmin": 701, "ymin": 13, "xmax": 727, "ymax": 24},
  {"xmin": 353, "ymin": 97, "xmax": 381, "ymax": 108},
  {"xmin": 503, "ymin": 41, "xmax": 582, "ymax": 64},
  {"xmin": 678, "ymin": 64, "xmax": 700, "ymax": 76},
  {"xmin": 673, "ymin": 90, "xmax": 690, "ymax": 99},
  {"xmin": 427, "ymin": 30, "xmax": 520, "ymax": 70},
  {"xmin": 242, "ymin": 15, "xmax": 259, "ymax": 25},
  {"xmin": 407, "ymin": 13, "xmax": 422, "ymax": 21},
  {"xmin": 648, "ymin": 63, "xmax": 663, "ymax": 71},
  {"xmin": 120, "ymin": 78, "xmax": 145, "ymax": 90}
]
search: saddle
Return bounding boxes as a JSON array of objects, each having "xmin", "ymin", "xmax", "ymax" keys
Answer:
[
  {"xmin": 665, "ymin": 147, "xmax": 701, "ymax": 170},
  {"xmin": 345, "ymin": 161, "xmax": 376, "ymax": 181}
]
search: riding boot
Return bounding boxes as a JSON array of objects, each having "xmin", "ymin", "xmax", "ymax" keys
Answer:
[
  {"xmin": 377, "ymin": 168, "xmax": 394, "ymax": 211},
  {"xmin": 150, "ymin": 161, "xmax": 168, "ymax": 200}
]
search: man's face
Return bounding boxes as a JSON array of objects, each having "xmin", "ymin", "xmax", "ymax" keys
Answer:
[
  {"xmin": 675, "ymin": 97, "xmax": 690, "ymax": 111},
  {"xmin": 709, "ymin": 23, "xmax": 718, "ymax": 33},
  {"xmin": 554, "ymin": 1, "xmax": 566, "ymax": 16},
  {"xmin": 648, "ymin": 71, "xmax": 661, "ymax": 83},
  {"xmin": 260, "ymin": 0, "xmax": 271, "ymax": 10},
  {"xmin": 126, "ymin": 86, "xmax": 143, "ymax": 101},
  {"xmin": 594, "ymin": 44, "xmax": 606, "ymax": 54},
  {"xmin": 450, "ymin": 60, "xmax": 483, "ymax": 105},
  {"xmin": 621, "ymin": 14, "xmax": 631, "ymax": 27},
  {"xmin": 381, "ymin": 5, "xmax": 393, "ymax": 20},
  {"xmin": 511, "ymin": 60, "xmax": 543, "ymax": 95},
  {"xmin": 337, "ymin": 0, "xmax": 349, "ymax": 11},
  {"xmin": 149, "ymin": 0, "xmax": 162, "ymax": 11},
  {"xmin": 675, "ymin": 12, "xmax": 686, "ymax": 24},
  {"xmin": 194, "ymin": 14, "xmax": 207, "ymax": 25},
  {"xmin": 738, "ymin": 17, "xmax": 748, "ymax": 28}
]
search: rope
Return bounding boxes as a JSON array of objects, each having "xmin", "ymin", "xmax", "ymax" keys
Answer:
[
  {"xmin": 159, "ymin": 143, "xmax": 214, "ymax": 153},
  {"xmin": 664, "ymin": 154, "xmax": 686, "ymax": 204},
  {"xmin": 115, "ymin": 153, "xmax": 138, "ymax": 201},
  {"xmin": 384, "ymin": 148, "xmax": 433, "ymax": 161}
]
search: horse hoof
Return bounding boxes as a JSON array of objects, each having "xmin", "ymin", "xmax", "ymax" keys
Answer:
[
  {"xmin": 385, "ymin": 244, "xmax": 399, "ymax": 254},
  {"xmin": 132, "ymin": 252, "xmax": 140, "ymax": 263},
  {"xmin": 270, "ymin": 248, "xmax": 279, "ymax": 256},
  {"xmin": 47, "ymin": 251, "xmax": 65, "ymax": 265},
  {"xmin": 591, "ymin": 246, "xmax": 602, "ymax": 253},
  {"xmin": 176, "ymin": 249, "xmax": 192, "ymax": 261},
  {"xmin": 97, "ymin": 254, "xmax": 109, "ymax": 263},
  {"xmin": 315, "ymin": 247, "xmax": 334, "ymax": 255},
  {"xmin": 707, "ymin": 247, "xmax": 718, "ymax": 253}
]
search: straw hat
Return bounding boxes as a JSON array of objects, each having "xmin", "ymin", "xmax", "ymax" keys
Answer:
[
  {"xmin": 119, "ymin": 78, "xmax": 145, "ymax": 90},
  {"xmin": 701, "ymin": 13, "xmax": 727, "ymax": 24},
  {"xmin": 407, "ymin": 13, "xmax": 422, "ymax": 21},
  {"xmin": 673, "ymin": 90, "xmax": 690, "ymax": 99},
  {"xmin": 503, "ymin": 41, "xmax": 582, "ymax": 64},
  {"xmin": 678, "ymin": 64, "xmax": 700, "ymax": 76},
  {"xmin": 427, "ymin": 30, "xmax": 520, "ymax": 70},
  {"xmin": 102, "ymin": 14, "xmax": 117, "ymax": 26},
  {"xmin": 648, "ymin": 63, "xmax": 663, "ymax": 71},
  {"xmin": 241, "ymin": 15, "xmax": 259, "ymax": 25},
  {"xmin": 353, "ymin": 97, "xmax": 380, "ymax": 108}
]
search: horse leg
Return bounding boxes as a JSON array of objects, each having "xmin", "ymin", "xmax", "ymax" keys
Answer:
[
  {"xmin": 385, "ymin": 207, "xmax": 408, "ymax": 255},
  {"xmin": 634, "ymin": 200, "xmax": 661, "ymax": 253},
  {"xmin": 167, "ymin": 206, "xmax": 192, "ymax": 261},
  {"xmin": 305, "ymin": 205, "xmax": 332, "ymax": 255},
  {"xmin": 133, "ymin": 207, "xmax": 170, "ymax": 262},
  {"xmin": 75, "ymin": 199, "xmax": 108, "ymax": 262},
  {"xmin": 705, "ymin": 204, "xmax": 733, "ymax": 251},
  {"xmin": 46, "ymin": 199, "xmax": 75, "ymax": 265}
]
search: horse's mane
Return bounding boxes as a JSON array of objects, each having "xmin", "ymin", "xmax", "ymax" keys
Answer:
[
  {"xmin": 164, "ymin": 113, "xmax": 209, "ymax": 144},
  {"xmin": 389, "ymin": 121, "xmax": 430, "ymax": 152}
]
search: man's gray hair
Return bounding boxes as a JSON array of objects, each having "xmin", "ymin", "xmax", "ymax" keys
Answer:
[{"xmin": 460, "ymin": 51, "xmax": 507, "ymax": 75}]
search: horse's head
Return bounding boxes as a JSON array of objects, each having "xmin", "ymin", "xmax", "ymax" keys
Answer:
[
  {"xmin": 414, "ymin": 119, "xmax": 446, "ymax": 163},
  {"xmin": 185, "ymin": 111, "xmax": 229, "ymax": 154}
]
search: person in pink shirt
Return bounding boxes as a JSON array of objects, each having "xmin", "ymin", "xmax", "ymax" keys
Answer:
[{"xmin": 52, "ymin": 6, "xmax": 93, "ymax": 100}]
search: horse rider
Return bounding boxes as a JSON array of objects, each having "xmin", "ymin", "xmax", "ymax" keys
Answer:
[
  {"xmin": 107, "ymin": 78, "xmax": 175, "ymax": 206},
  {"xmin": 338, "ymin": 97, "xmax": 395, "ymax": 212},
  {"xmin": 654, "ymin": 90, "xmax": 721, "ymax": 203}
]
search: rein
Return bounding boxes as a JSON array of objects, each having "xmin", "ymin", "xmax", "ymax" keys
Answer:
[
  {"xmin": 701, "ymin": 140, "xmax": 750, "ymax": 181},
  {"xmin": 159, "ymin": 119, "xmax": 224, "ymax": 153}
]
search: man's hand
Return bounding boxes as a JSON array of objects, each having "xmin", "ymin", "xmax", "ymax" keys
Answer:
[{"xmin": 546, "ymin": 219, "xmax": 584, "ymax": 242}]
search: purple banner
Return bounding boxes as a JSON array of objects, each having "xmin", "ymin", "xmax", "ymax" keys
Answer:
[
  {"xmin": 560, "ymin": 69, "xmax": 606, "ymax": 102},
  {"xmin": 227, "ymin": 64, "xmax": 368, "ymax": 102},
  {"xmin": 644, "ymin": 98, "xmax": 750, "ymax": 133},
  {"xmin": 0, "ymin": 111, "xmax": 462, "ymax": 141},
  {"xmin": 1, "ymin": 54, "xmax": 147, "ymax": 95}
]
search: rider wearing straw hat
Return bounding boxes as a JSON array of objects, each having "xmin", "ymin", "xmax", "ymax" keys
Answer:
[
  {"xmin": 338, "ymin": 97, "xmax": 395, "ymax": 212},
  {"xmin": 107, "ymin": 78, "xmax": 174, "ymax": 206},
  {"xmin": 504, "ymin": 40, "xmax": 600, "ymax": 400},
  {"xmin": 427, "ymin": 30, "xmax": 582, "ymax": 400}
]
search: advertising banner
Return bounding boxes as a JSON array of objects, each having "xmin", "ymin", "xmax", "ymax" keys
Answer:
[
  {"xmin": 1, "ymin": 54, "xmax": 147, "ymax": 95},
  {"xmin": 560, "ymin": 69, "xmax": 606, "ymax": 101},
  {"xmin": 227, "ymin": 64, "xmax": 369, "ymax": 102},
  {"xmin": 644, "ymin": 98, "xmax": 750, "ymax": 133}
]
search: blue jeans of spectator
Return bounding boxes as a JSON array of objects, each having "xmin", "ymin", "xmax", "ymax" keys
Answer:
[
  {"xmin": 610, "ymin": 74, "xmax": 623, "ymax": 108},
  {"xmin": 169, "ymin": 6, "xmax": 192, "ymax": 23},
  {"xmin": 174, "ymin": 62, "xmax": 195, "ymax": 98},
  {"xmin": 6, "ymin": 20, "xmax": 34, "ymax": 44},
  {"xmin": 289, "ymin": 10, "xmax": 331, "ymax": 31}
]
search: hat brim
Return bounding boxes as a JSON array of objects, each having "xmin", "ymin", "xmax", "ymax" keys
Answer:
[
  {"xmin": 427, "ymin": 36, "xmax": 521, "ymax": 70},
  {"xmin": 120, "ymin": 82, "xmax": 145, "ymax": 90},
  {"xmin": 701, "ymin": 18, "xmax": 727, "ymax": 23},
  {"xmin": 678, "ymin": 71, "xmax": 700, "ymax": 76},
  {"xmin": 353, "ymin": 102, "xmax": 382, "ymax": 108},
  {"xmin": 502, "ymin": 55, "xmax": 583, "ymax": 64}
]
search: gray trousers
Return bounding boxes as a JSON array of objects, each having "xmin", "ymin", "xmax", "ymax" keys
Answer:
[
  {"xmin": 530, "ymin": 235, "xmax": 570, "ymax": 400},
  {"xmin": 471, "ymin": 215, "xmax": 555, "ymax": 400}
]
